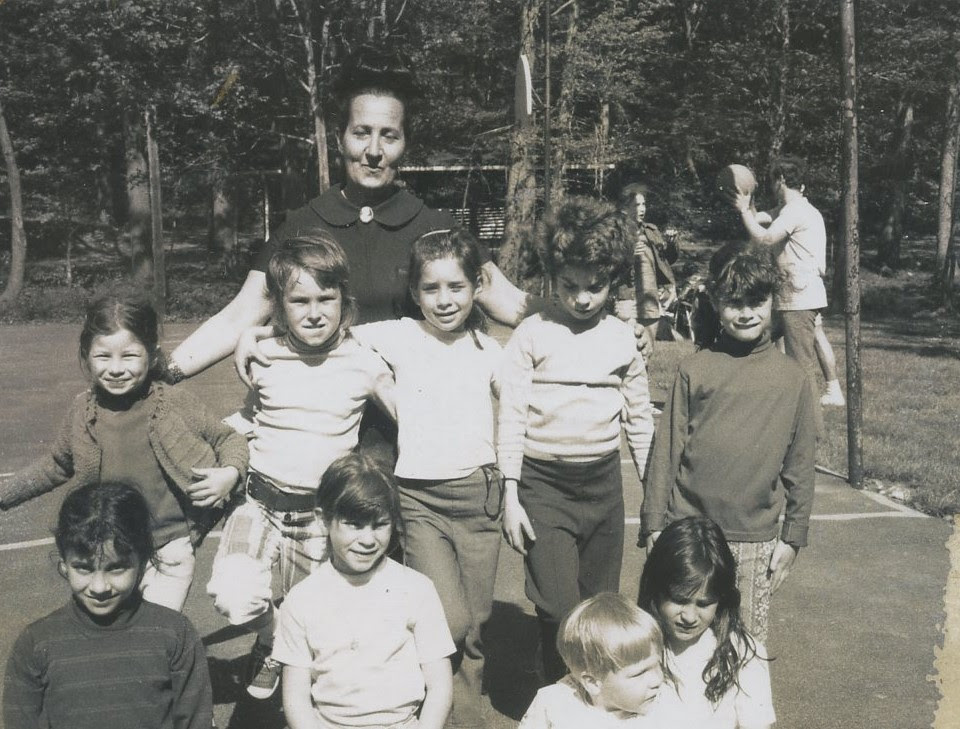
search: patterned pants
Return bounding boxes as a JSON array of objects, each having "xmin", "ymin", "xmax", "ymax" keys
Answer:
[
  {"xmin": 206, "ymin": 497, "xmax": 327, "ymax": 625},
  {"xmin": 729, "ymin": 537, "xmax": 778, "ymax": 644}
]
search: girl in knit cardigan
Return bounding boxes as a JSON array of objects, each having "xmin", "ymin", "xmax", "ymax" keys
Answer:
[{"xmin": 0, "ymin": 292, "xmax": 248, "ymax": 611}]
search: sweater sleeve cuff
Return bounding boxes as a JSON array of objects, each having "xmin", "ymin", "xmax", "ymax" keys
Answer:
[
  {"xmin": 780, "ymin": 520, "xmax": 808, "ymax": 548},
  {"xmin": 640, "ymin": 513, "xmax": 665, "ymax": 537}
]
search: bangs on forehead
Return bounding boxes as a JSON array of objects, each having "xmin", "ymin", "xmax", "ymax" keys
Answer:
[
  {"xmin": 62, "ymin": 530, "xmax": 137, "ymax": 564},
  {"xmin": 604, "ymin": 622, "xmax": 662, "ymax": 672},
  {"xmin": 717, "ymin": 277, "xmax": 775, "ymax": 305},
  {"xmin": 334, "ymin": 491, "xmax": 392, "ymax": 525},
  {"xmin": 291, "ymin": 267, "xmax": 344, "ymax": 293}
]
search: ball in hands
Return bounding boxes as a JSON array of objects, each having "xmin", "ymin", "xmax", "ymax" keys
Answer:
[{"xmin": 716, "ymin": 164, "xmax": 757, "ymax": 202}]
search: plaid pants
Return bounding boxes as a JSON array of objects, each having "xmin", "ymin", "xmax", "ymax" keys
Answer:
[{"xmin": 206, "ymin": 497, "xmax": 327, "ymax": 625}]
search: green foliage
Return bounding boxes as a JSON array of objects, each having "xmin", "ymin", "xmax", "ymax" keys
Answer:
[{"xmin": 1, "ymin": 0, "xmax": 960, "ymax": 267}]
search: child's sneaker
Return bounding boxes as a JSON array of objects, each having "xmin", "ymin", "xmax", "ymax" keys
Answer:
[
  {"xmin": 820, "ymin": 380, "xmax": 845, "ymax": 407},
  {"xmin": 245, "ymin": 638, "xmax": 281, "ymax": 699}
]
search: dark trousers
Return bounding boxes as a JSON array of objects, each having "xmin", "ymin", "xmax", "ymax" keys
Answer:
[{"xmin": 518, "ymin": 452, "xmax": 624, "ymax": 682}]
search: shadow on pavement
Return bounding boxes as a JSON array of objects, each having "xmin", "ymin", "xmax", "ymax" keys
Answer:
[
  {"xmin": 208, "ymin": 654, "xmax": 285, "ymax": 728},
  {"xmin": 484, "ymin": 600, "xmax": 541, "ymax": 720}
]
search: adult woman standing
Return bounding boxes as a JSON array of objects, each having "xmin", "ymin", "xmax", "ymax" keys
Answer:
[{"xmin": 165, "ymin": 62, "xmax": 535, "ymax": 382}]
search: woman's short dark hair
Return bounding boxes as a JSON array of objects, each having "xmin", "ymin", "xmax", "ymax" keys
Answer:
[{"xmin": 334, "ymin": 48, "xmax": 417, "ymax": 138}]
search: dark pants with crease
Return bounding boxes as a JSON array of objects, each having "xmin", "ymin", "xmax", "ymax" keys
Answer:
[
  {"xmin": 399, "ymin": 467, "xmax": 503, "ymax": 729},
  {"xmin": 518, "ymin": 452, "xmax": 624, "ymax": 682}
]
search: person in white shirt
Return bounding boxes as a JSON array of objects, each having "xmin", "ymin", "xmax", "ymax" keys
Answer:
[
  {"xmin": 349, "ymin": 229, "xmax": 503, "ymax": 729},
  {"xmin": 519, "ymin": 592, "xmax": 665, "ymax": 729},
  {"xmin": 639, "ymin": 517, "xmax": 776, "ymax": 729}
]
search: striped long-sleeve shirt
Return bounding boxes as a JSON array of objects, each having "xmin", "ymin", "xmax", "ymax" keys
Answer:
[{"xmin": 3, "ymin": 598, "xmax": 212, "ymax": 729}]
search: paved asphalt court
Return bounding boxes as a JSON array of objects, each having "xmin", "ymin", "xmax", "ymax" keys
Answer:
[{"xmin": 0, "ymin": 323, "xmax": 952, "ymax": 728}]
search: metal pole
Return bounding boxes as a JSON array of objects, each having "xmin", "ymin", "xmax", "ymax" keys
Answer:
[{"xmin": 839, "ymin": 0, "xmax": 863, "ymax": 487}]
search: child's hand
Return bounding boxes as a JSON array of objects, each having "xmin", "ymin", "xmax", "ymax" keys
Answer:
[
  {"xmin": 234, "ymin": 325, "xmax": 276, "ymax": 388},
  {"xmin": 502, "ymin": 492, "xmax": 536, "ymax": 556},
  {"xmin": 768, "ymin": 540, "xmax": 799, "ymax": 593},
  {"xmin": 187, "ymin": 466, "xmax": 240, "ymax": 508},
  {"xmin": 645, "ymin": 531, "xmax": 662, "ymax": 552},
  {"xmin": 633, "ymin": 321, "xmax": 653, "ymax": 358},
  {"xmin": 614, "ymin": 298, "xmax": 638, "ymax": 323}
]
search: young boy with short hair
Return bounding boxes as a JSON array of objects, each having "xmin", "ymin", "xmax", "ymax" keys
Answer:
[
  {"xmin": 640, "ymin": 244, "xmax": 816, "ymax": 644},
  {"xmin": 518, "ymin": 593, "xmax": 664, "ymax": 728},
  {"xmin": 498, "ymin": 196, "xmax": 655, "ymax": 684},
  {"xmin": 205, "ymin": 236, "xmax": 395, "ymax": 700}
]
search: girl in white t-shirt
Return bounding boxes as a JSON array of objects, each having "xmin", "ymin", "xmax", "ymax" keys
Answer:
[
  {"xmin": 274, "ymin": 454, "xmax": 454, "ymax": 729},
  {"xmin": 638, "ymin": 517, "xmax": 775, "ymax": 729},
  {"xmin": 349, "ymin": 229, "xmax": 502, "ymax": 728}
]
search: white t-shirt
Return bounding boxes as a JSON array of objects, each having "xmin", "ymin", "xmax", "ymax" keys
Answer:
[
  {"xmin": 519, "ymin": 675, "xmax": 661, "ymax": 729},
  {"xmin": 772, "ymin": 196, "xmax": 828, "ymax": 311},
  {"xmin": 648, "ymin": 630, "xmax": 775, "ymax": 729},
  {"xmin": 352, "ymin": 319, "xmax": 501, "ymax": 480},
  {"xmin": 248, "ymin": 335, "xmax": 393, "ymax": 490},
  {"xmin": 273, "ymin": 558, "xmax": 455, "ymax": 728}
]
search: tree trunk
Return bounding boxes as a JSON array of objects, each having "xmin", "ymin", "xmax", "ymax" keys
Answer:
[
  {"xmin": 594, "ymin": 99, "xmax": 610, "ymax": 194},
  {"xmin": 936, "ymin": 51, "xmax": 960, "ymax": 280},
  {"xmin": 208, "ymin": 163, "xmax": 238, "ymax": 262},
  {"xmin": 121, "ymin": 107, "xmax": 152, "ymax": 282},
  {"xmin": 0, "ymin": 93, "xmax": 26, "ymax": 309},
  {"xmin": 500, "ymin": 0, "xmax": 540, "ymax": 287},
  {"xmin": 839, "ymin": 0, "xmax": 863, "ymax": 488},
  {"xmin": 877, "ymin": 96, "xmax": 915, "ymax": 268},
  {"xmin": 289, "ymin": 0, "xmax": 330, "ymax": 195},
  {"xmin": 145, "ymin": 107, "xmax": 165, "ymax": 322},
  {"xmin": 769, "ymin": 0, "xmax": 790, "ymax": 161},
  {"xmin": 549, "ymin": 0, "xmax": 578, "ymax": 209}
]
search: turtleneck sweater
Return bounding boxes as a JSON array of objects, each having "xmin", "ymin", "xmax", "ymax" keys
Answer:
[{"xmin": 640, "ymin": 333, "xmax": 816, "ymax": 547}]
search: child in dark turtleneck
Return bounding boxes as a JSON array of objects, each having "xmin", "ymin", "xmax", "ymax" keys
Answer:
[{"xmin": 640, "ymin": 244, "xmax": 816, "ymax": 646}]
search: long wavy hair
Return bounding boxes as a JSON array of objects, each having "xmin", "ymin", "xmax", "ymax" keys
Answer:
[{"xmin": 638, "ymin": 517, "xmax": 760, "ymax": 704}]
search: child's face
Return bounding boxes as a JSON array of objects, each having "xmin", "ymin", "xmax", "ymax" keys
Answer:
[
  {"xmin": 327, "ymin": 514, "xmax": 393, "ymax": 578},
  {"xmin": 716, "ymin": 294, "xmax": 773, "ymax": 343},
  {"xmin": 585, "ymin": 653, "xmax": 663, "ymax": 716},
  {"xmin": 282, "ymin": 272, "xmax": 344, "ymax": 349},
  {"xmin": 60, "ymin": 540, "xmax": 142, "ymax": 620},
  {"xmin": 411, "ymin": 256, "xmax": 480, "ymax": 333},
  {"xmin": 657, "ymin": 583, "xmax": 719, "ymax": 649},
  {"xmin": 555, "ymin": 265, "xmax": 611, "ymax": 323},
  {"xmin": 86, "ymin": 329, "xmax": 151, "ymax": 398}
]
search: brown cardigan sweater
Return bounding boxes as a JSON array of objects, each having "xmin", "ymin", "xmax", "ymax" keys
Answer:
[{"xmin": 0, "ymin": 382, "xmax": 249, "ymax": 545}]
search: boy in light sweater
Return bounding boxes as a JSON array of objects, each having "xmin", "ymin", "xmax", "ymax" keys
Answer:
[{"xmin": 498, "ymin": 197, "xmax": 655, "ymax": 684}]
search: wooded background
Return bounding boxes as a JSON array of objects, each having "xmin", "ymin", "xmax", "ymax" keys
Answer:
[{"xmin": 1, "ymin": 0, "xmax": 959, "ymax": 307}]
